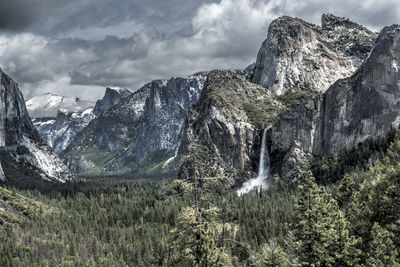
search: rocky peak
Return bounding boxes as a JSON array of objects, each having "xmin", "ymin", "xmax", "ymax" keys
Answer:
[
  {"xmin": 177, "ymin": 70, "xmax": 285, "ymax": 186},
  {"xmin": 92, "ymin": 87, "xmax": 131, "ymax": 117},
  {"xmin": 267, "ymin": 24, "xmax": 400, "ymax": 179},
  {"xmin": 322, "ymin": 13, "xmax": 377, "ymax": 60},
  {"xmin": 0, "ymin": 69, "xmax": 40, "ymax": 146},
  {"xmin": 321, "ymin": 13, "xmax": 372, "ymax": 34},
  {"xmin": 26, "ymin": 92, "xmax": 94, "ymax": 118},
  {"xmin": 251, "ymin": 14, "xmax": 376, "ymax": 95}
]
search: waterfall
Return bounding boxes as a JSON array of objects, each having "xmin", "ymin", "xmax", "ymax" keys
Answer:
[
  {"xmin": 236, "ymin": 128, "xmax": 270, "ymax": 195},
  {"xmin": 257, "ymin": 128, "xmax": 269, "ymax": 178}
]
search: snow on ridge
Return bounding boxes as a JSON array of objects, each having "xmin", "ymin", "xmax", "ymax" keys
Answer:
[{"xmin": 26, "ymin": 93, "xmax": 95, "ymax": 118}]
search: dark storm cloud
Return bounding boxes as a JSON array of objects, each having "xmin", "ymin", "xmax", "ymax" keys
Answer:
[
  {"xmin": 0, "ymin": 0, "xmax": 217, "ymax": 36},
  {"xmin": 0, "ymin": 1, "xmax": 45, "ymax": 31},
  {"xmin": 1, "ymin": 0, "xmax": 400, "ymax": 101}
]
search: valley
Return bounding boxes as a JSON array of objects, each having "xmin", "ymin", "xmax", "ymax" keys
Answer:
[{"xmin": 1, "ymin": 12, "xmax": 400, "ymax": 266}]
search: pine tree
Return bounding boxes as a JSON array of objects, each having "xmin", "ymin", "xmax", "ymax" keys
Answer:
[
  {"xmin": 167, "ymin": 206, "xmax": 232, "ymax": 267},
  {"xmin": 293, "ymin": 172, "xmax": 361, "ymax": 266},
  {"xmin": 336, "ymin": 174, "xmax": 356, "ymax": 215},
  {"xmin": 366, "ymin": 223, "xmax": 398, "ymax": 266},
  {"xmin": 255, "ymin": 239, "xmax": 287, "ymax": 267}
]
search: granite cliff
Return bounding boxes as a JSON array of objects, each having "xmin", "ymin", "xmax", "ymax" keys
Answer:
[
  {"xmin": 61, "ymin": 73, "xmax": 206, "ymax": 176},
  {"xmin": 0, "ymin": 69, "xmax": 72, "ymax": 182},
  {"xmin": 177, "ymin": 14, "xmax": 383, "ymax": 186}
]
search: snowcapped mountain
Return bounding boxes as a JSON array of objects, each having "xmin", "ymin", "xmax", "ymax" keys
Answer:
[
  {"xmin": 29, "ymin": 88, "xmax": 132, "ymax": 154},
  {"xmin": 33, "ymin": 108, "xmax": 95, "ymax": 153},
  {"xmin": 26, "ymin": 93, "xmax": 95, "ymax": 118}
]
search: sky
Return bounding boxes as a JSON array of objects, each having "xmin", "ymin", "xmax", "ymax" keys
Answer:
[{"xmin": 0, "ymin": 0, "xmax": 399, "ymax": 101}]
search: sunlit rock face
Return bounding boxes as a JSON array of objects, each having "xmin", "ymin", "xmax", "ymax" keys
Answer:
[
  {"xmin": 268, "ymin": 24, "xmax": 400, "ymax": 179},
  {"xmin": 176, "ymin": 14, "xmax": 388, "ymax": 186},
  {"xmin": 0, "ymin": 69, "xmax": 72, "ymax": 182},
  {"xmin": 251, "ymin": 14, "xmax": 376, "ymax": 95}
]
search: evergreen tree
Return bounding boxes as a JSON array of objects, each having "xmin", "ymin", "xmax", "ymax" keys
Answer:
[
  {"xmin": 293, "ymin": 172, "xmax": 360, "ymax": 266},
  {"xmin": 167, "ymin": 206, "xmax": 232, "ymax": 266},
  {"xmin": 336, "ymin": 174, "xmax": 356, "ymax": 215},
  {"xmin": 366, "ymin": 223, "xmax": 398, "ymax": 266},
  {"xmin": 254, "ymin": 239, "xmax": 287, "ymax": 267}
]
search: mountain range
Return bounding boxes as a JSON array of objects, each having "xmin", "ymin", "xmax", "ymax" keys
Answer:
[
  {"xmin": 2, "ymin": 13, "xmax": 400, "ymax": 190},
  {"xmin": 28, "ymin": 87, "xmax": 131, "ymax": 153}
]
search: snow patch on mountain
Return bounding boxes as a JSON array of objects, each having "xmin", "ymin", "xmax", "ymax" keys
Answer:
[{"xmin": 26, "ymin": 93, "xmax": 95, "ymax": 118}]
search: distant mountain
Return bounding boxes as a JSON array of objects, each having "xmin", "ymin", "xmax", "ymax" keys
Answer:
[
  {"xmin": 33, "ymin": 108, "xmax": 95, "ymax": 153},
  {"xmin": 0, "ymin": 69, "xmax": 72, "ymax": 183},
  {"xmin": 30, "ymin": 88, "xmax": 131, "ymax": 154},
  {"xmin": 26, "ymin": 93, "xmax": 95, "ymax": 118},
  {"xmin": 93, "ymin": 87, "xmax": 131, "ymax": 117},
  {"xmin": 61, "ymin": 73, "xmax": 207, "ymax": 176}
]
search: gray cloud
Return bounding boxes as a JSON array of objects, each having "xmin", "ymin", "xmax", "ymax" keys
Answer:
[
  {"xmin": 0, "ymin": 0, "xmax": 217, "ymax": 37},
  {"xmin": 0, "ymin": 0, "xmax": 399, "ymax": 101}
]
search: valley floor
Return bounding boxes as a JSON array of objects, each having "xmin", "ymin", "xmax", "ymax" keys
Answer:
[
  {"xmin": 2, "ymin": 131, "xmax": 400, "ymax": 266},
  {"xmin": 0, "ymin": 177, "xmax": 295, "ymax": 266}
]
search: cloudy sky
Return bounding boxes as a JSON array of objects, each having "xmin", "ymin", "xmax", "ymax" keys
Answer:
[{"xmin": 0, "ymin": 0, "xmax": 399, "ymax": 100}]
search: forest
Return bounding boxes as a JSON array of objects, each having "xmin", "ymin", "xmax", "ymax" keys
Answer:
[{"xmin": 1, "ymin": 131, "xmax": 400, "ymax": 266}]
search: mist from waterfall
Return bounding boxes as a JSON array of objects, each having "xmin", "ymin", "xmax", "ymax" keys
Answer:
[{"xmin": 236, "ymin": 128, "xmax": 270, "ymax": 195}]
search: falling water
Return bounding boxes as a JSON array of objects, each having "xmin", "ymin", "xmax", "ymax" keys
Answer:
[{"xmin": 236, "ymin": 128, "xmax": 270, "ymax": 195}]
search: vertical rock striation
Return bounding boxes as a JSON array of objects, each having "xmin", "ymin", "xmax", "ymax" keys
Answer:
[
  {"xmin": 268, "ymin": 24, "xmax": 400, "ymax": 179},
  {"xmin": 61, "ymin": 73, "xmax": 207, "ymax": 176},
  {"xmin": 0, "ymin": 69, "xmax": 72, "ymax": 182}
]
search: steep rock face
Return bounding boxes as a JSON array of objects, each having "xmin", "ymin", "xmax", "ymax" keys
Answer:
[
  {"xmin": 177, "ymin": 14, "xmax": 381, "ymax": 186},
  {"xmin": 61, "ymin": 73, "xmax": 206, "ymax": 176},
  {"xmin": 0, "ymin": 69, "xmax": 71, "ymax": 182},
  {"xmin": 177, "ymin": 71, "xmax": 285, "ymax": 186},
  {"xmin": 92, "ymin": 87, "xmax": 131, "ymax": 117},
  {"xmin": 268, "ymin": 24, "xmax": 400, "ymax": 179},
  {"xmin": 33, "ymin": 108, "xmax": 95, "ymax": 153},
  {"xmin": 251, "ymin": 14, "xmax": 376, "ymax": 95},
  {"xmin": 31, "ymin": 87, "xmax": 130, "ymax": 154}
]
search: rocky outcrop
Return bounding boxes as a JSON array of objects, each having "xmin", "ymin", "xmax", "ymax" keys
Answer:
[
  {"xmin": 177, "ymin": 14, "xmax": 385, "ymax": 186},
  {"xmin": 92, "ymin": 87, "xmax": 131, "ymax": 117},
  {"xmin": 251, "ymin": 14, "xmax": 376, "ymax": 95},
  {"xmin": 0, "ymin": 69, "xmax": 72, "ymax": 182},
  {"xmin": 61, "ymin": 73, "xmax": 207, "ymax": 176},
  {"xmin": 33, "ymin": 108, "xmax": 95, "ymax": 153},
  {"xmin": 177, "ymin": 71, "xmax": 285, "ymax": 186},
  {"xmin": 268, "ymin": 24, "xmax": 400, "ymax": 179}
]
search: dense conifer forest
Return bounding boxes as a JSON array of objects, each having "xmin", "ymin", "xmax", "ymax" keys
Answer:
[{"xmin": 1, "ymin": 131, "xmax": 400, "ymax": 266}]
